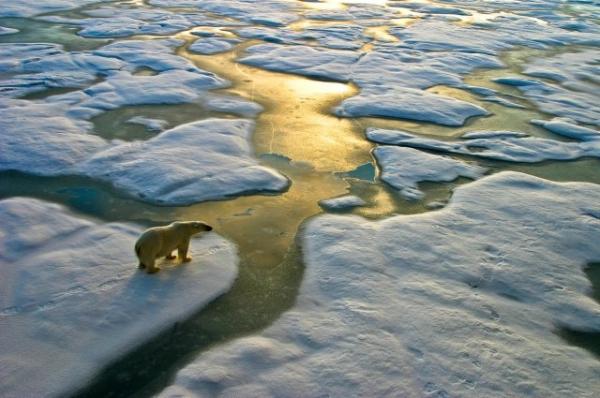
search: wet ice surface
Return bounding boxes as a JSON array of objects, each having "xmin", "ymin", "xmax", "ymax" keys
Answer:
[
  {"xmin": 0, "ymin": 197, "xmax": 238, "ymax": 398},
  {"xmin": 159, "ymin": 173, "xmax": 600, "ymax": 398}
]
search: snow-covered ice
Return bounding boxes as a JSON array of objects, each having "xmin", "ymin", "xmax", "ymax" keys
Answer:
[
  {"xmin": 334, "ymin": 86, "xmax": 488, "ymax": 126},
  {"xmin": 318, "ymin": 195, "xmax": 366, "ymax": 211},
  {"xmin": 189, "ymin": 37, "xmax": 240, "ymax": 55},
  {"xmin": 0, "ymin": 98, "xmax": 106, "ymax": 175},
  {"xmin": 0, "ymin": 197, "xmax": 239, "ymax": 398},
  {"xmin": 0, "ymin": 0, "xmax": 104, "ymax": 17},
  {"xmin": 0, "ymin": 43, "xmax": 124, "ymax": 98},
  {"xmin": 367, "ymin": 127, "xmax": 600, "ymax": 163},
  {"xmin": 158, "ymin": 172, "xmax": 600, "ymax": 398},
  {"xmin": 239, "ymin": 43, "xmax": 493, "ymax": 125},
  {"xmin": 0, "ymin": 107, "xmax": 288, "ymax": 204},
  {"xmin": 373, "ymin": 146, "xmax": 487, "ymax": 200},
  {"xmin": 531, "ymin": 118, "xmax": 600, "ymax": 141},
  {"xmin": 239, "ymin": 44, "xmax": 359, "ymax": 82},
  {"xmin": 150, "ymin": 0, "xmax": 300, "ymax": 27},
  {"xmin": 38, "ymin": 7, "xmax": 243, "ymax": 39},
  {"xmin": 80, "ymin": 119, "xmax": 290, "ymax": 205},
  {"xmin": 497, "ymin": 48, "xmax": 600, "ymax": 126},
  {"xmin": 0, "ymin": 26, "xmax": 18, "ymax": 35}
]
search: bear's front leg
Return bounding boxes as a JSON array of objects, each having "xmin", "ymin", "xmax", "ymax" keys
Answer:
[
  {"xmin": 178, "ymin": 240, "xmax": 192, "ymax": 263},
  {"xmin": 146, "ymin": 259, "xmax": 160, "ymax": 274}
]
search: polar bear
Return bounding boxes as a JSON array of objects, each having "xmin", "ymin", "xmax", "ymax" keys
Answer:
[{"xmin": 135, "ymin": 221, "xmax": 213, "ymax": 274}]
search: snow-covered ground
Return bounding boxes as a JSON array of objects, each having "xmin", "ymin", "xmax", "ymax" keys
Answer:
[
  {"xmin": 0, "ymin": 197, "xmax": 239, "ymax": 398},
  {"xmin": 159, "ymin": 172, "xmax": 600, "ymax": 398}
]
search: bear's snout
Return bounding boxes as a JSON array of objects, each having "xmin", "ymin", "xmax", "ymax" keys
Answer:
[{"xmin": 206, "ymin": 225, "xmax": 213, "ymax": 231}]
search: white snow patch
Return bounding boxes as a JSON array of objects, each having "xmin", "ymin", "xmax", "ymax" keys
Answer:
[
  {"xmin": 373, "ymin": 146, "xmax": 487, "ymax": 200},
  {"xmin": 0, "ymin": 197, "xmax": 238, "ymax": 398},
  {"xmin": 158, "ymin": 172, "xmax": 600, "ymax": 398}
]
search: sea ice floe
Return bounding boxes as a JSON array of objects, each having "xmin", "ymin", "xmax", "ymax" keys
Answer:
[
  {"xmin": 0, "ymin": 99, "xmax": 105, "ymax": 175},
  {"xmin": 334, "ymin": 87, "xmax": 488, "ymax": 126},
  {"xmin": 0, "ymin": 0, "xmax": 104, "ymax": 17},
  {"xmin": 0, "ymin": 43, "xmax": 124, "ymax": 98},
  {"xmin": 189, "ymin": 37, "xmax": 240, "ymax": 55},
  {"xmin": 158, "ymin": 172, "xmax": 600, "ymax": 398},
  {"xmin": 0, "ymin": 197, "xmax": 239, "ymax": 398},
  {"xmin": 239, "ymin": 43, "xmax": 359, "ymax": 82},
  {"xmin": 304, "ymin": 4, "xmax": 397, "ymax": 23},
  {"xmin": 318, "ymin": 195, "xmax": 366, "ymax": 211},
  {"xmin": 373, "ymin": 146, "xmax": 487, "ymax": 200},
  {"xmin": 239, "ymin": 43, "xmax": 493, "ymax": 125},
  {"xmin": 201, "ymin": 95, "xmax": 264, "ymax": 118},
  {"xmin": 0, "ymin": 26, "xmax": 18, "ymax": 35},
  {"xmin": 0, "ymin": 105, "xmax": 287, "ymax": 204},
  {"xmin": 236, "ymin": 25, "xmax": 368, "ymax": 50},
  {"xmin": 493, "ymin": 75, "xmax": 600, "ymax": 127},
  {"xmin": 531, "ymin": 118, "xmax": 600, "ymax": 141},
  {"xmin": 150, "ymin": 0, "xmax": 300, "ymax": 27},
  {"xmin": 126, "ymin": 116, "xmax": 169, "ymax": 132},
  {"xmin": 39, "ymin": 6, "xmax": 243, "ymax": 39},
  {"xmin": 92, "ymin": 39, "xmax": 197, "ymax": 73},
  {"xmin": 80, "ymin": 119, "xmax": 289, "ymax": 205},
  {"xmin": 389, "ymin": 16, "xmax": 599, "ymax": 55},
  {"xmin": 366, "ymin": 127, "xmax": 600, "ymax": 163},
  {"xmin": 501, "ymin": 48, "xmax": 600, "ymax": 126},
  {"xmin": 54, "ymin": 69, "xmax": 227, "ymax": 116}
]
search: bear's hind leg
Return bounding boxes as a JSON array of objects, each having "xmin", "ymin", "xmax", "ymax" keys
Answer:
[{"xmin": 165, "ymin": 251, "xmax": 176, "ymax": 260}]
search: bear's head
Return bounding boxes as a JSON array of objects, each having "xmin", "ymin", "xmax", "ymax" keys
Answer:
[{"xmin": 190, "ymin": 221, "xmax": 213, "ymax": 232}]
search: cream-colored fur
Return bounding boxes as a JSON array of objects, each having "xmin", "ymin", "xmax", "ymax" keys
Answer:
[{"xmin": 135, "ymin": 221, "xmax": 212, "ymax": 274}]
